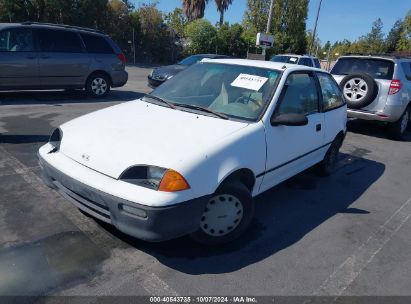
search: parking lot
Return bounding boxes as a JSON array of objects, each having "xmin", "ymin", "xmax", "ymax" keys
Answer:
[{"xmin": 1, "ymin": 66, "xmax": 411, "ymax": 297}]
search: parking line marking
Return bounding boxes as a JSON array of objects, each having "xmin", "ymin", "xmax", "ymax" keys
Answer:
[{"xmin": 313, "ymin": 196, "xmax": 411, "ymax": 297}]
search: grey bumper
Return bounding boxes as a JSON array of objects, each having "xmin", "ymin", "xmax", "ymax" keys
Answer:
[{"xmin": 39, "ymin": 155, "xmax": 209, "ymax": 242}]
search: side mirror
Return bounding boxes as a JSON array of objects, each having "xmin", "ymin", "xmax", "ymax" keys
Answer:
[{"xmin": 271, "ymin": 113, "xmax": 308, "ymax": 126}]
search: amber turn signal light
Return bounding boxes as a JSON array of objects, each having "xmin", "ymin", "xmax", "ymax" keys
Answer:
[{"xmin": 158, "ymin": 169, "xmax": 190, "ymax": 192}]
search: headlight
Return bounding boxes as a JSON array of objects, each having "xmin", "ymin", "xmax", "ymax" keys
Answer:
[
  {"xmin": 120, "ymin": 165, "xmax": 190, "ymax": 192},
  {"xmin": 48, "ymin": 128, "xmax": 62, "ymax": 153}
]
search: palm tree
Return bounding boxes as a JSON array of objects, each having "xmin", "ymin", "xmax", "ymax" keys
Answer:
[
  {"xmin": 182, "ymin": 0, "xmax": 208, "ymax": 22},
  {"xmin": 215, "ymin": 0, "xmax": 232, "ymax": 26}
]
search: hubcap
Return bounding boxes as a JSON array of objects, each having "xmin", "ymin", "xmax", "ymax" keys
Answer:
[
  {"xmin": 400, "ymin": 110, "xmax": 409, "ymax": 134},
  {"xmin": 343, "ymin": 78, "xmax": 368, "ymax": 102},
  {"xmin": 91, "ymin": 78, "xmax": 108, "ymax": 95},
  {"xmin": 200, "ymin": 194, "xmax": 243, "ymax": 237}
]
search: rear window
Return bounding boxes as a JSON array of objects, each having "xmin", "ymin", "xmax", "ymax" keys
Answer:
[
  {"xmin": 38, "ymin": 29, "xmax": 83, "ymax": 53},
  {"xmin": 331, "ymin": 57, "xmax": 394, "ymax": 80},
  {"xmin": 271, "ymin": 55, "xmax": 299, "ymax": 64},
  {"xmin": 81, "ymin": 34, "xmax": 114, "ymax": 54},
  {"xmin": 299, "ymin": 58, "xmax": 313, "ymax": 67}
]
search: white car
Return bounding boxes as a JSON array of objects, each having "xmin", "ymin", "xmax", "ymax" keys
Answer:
[{"xmin": 39, "ymin": 59, "xmax": 347, "ymax": 245}]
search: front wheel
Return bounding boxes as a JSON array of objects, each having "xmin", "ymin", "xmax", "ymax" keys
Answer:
[
  {"xmin": 86, "ymin": 73, "xmax": 110, "ymax": 98},
  {"xmin": 388, "ymin": 107, "xmax": 410, "ymax": 140},
  {"xmin": 190, "ymin": 182, "xmax": 254, "ymax": 245}
]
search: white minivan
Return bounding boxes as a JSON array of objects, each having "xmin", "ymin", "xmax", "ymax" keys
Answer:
[{"xmin": 39, "ymin": 59, "xmax": 347, "ymax": 245}]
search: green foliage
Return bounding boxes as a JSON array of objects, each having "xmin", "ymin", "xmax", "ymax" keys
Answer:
[
  {"xmin": 243, "ymin": 0, "xmax": 308, "ymax": 55},
  {"xmin": 385, "ymin": 19, "xmax": 404, "ymax": 53},
  {"xmin": 184, "ymin": 19, "xmax": 217, "ymax": 54},
  {"xmin": 396, "ymin": 11, "xmax": 411, "ymax": 52},
  {"xmin": 182, "ymin": 0, "xmax": 208, "ymax": 22},
  {"xmin": 217, "ymin": 22, "xmax": 246, "ymax": 57},
  {"xmin": 164, "ymin": 7, "xmax": 187, "ymax": 37}
]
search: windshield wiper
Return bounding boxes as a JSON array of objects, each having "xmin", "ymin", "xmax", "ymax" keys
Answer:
[
  {"xmin": 144, "ymin": 94, "xmax": 176, "ymax": 109},
  {"xmin": 175, "ymin": 103, "xmax": 229, "ymax": 120}
]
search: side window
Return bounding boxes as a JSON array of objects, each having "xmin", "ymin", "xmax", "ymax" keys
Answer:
[
  {"xmin": 39, "ymin": 29, "xmax": 83, "ymax": 53},
  {"xmin": 401, "ymin": 62, "xmax": 411, "ymax": 81},
  {"xmin": 299, "ymin": 58, "xmax": 313, "ymax": 67},
  {"xmin": 276, "ymin": 73, "xmax": 319, "ymax": 115},
  {"xmin": 314, "ymin": 59, "xmax": 321, "ymax": 69},
  {"xmin": 81, "ymin": 34, "xmax": 114, "ymax": 54},
  {"xmin": 317, "ymin": 72, "xmax": 344, "ymax": 111},
  {"xmin": 0, "ymin": 28, "xmax": 34, "ymax": 52}
]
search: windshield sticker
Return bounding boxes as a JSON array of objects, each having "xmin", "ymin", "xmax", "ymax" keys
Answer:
[
  {"xmin": 231, "ymin": 74, "xmax": 268, "ymax": 91},
  {"xmin": 289, "ymin": 57, "xmax": 297, "ymax": 62}
]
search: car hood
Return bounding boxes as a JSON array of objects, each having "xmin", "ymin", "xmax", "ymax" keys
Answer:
[
  {"xmin": 59, "ymin": 100, "xmax": 249, "ymax": 179},
  {"xmin": 154, "ymin": 64, "xmax": 187, "ymax": 77}
]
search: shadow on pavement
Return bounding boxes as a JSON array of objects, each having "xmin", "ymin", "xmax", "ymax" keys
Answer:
[
  {"xmin": 0, "ymin": 134, "xmax": 49, "ymax": 144},
  {"xmin": 0, "ymin": 89, "xmax": 144, "ymax": 106},
  {"xmin": 347, "ymin": 119, "xmax": 411, "ymax": 142},
  {"xmin": 99, "ymin": 152, "xmax": 385, "ymax": 275}
]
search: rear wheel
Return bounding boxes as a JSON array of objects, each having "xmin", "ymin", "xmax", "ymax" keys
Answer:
[
  {"xmin": 190, "ymin": 182, "xmax": 254, "ymax": 245},
  {"xmin": 86, "ymin": 73, "xmax": 110, "ymax": 98},
  {"xmin": 316, "ymin": 136, "xmax": 343, "ymax": 176},
  {"xmin": 388, "ymin": 107, "xmax": 410, "ymax": 140}
]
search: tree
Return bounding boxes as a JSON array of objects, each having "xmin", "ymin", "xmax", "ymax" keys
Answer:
[
  {"xmin": 215, "ymin": 0, "xmax": 232, "ymax": 26},
  {"xmin": 184, "ymin": 19, "xmax": 217, "ymax": 54},
  {"xmin": 164, "ymin": 7, "xmax": 187, "ymax": 37},
  {"xmin": 242, "ymin": 0, "xmax": 308, "ymax": 55},
  {"xmin": 396, "ymin": 11, "xmax": 411, "ymax": 53},
  {"xmin": 217, "ymin": 22, "xmax": 246, "ymax": 56},
  {"xmin": 182, "ymin": 0, "xmax": 208, "ymax": 22},
  {"xmin": 385, "ymin": 19, "xmax": 404, "ymax": 53}
]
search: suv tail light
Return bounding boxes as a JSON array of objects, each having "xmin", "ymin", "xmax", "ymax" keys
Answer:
[
  {"xmin": 117, "ymin": 53, "xmax": 126, "ymax": 64},
  {"xmin": 388, "ymin": 79, "xmax": 401, "ymax": 95}
]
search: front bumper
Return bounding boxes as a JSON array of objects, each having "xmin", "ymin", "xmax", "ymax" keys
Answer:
[
  {"xmin": 38, "ymin": 154, "xmax": 209, "ymax": 242},
  {"xmin": 147, "ymin": 75, "xmax": 165, "ymax": 88}
]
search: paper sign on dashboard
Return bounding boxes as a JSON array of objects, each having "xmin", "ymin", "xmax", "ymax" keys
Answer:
[{"xmin": 231, "ymin": 74, "xmax": 268, "ymax": 91}]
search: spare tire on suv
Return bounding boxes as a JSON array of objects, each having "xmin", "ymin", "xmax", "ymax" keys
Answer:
[{"xmin": 339, "ymin": 73, "xmax": 378, "ymax": 109}]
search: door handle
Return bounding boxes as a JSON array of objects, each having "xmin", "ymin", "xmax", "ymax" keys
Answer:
[{"xmin": 316, "ymin": 124, "xmax": 322, "ymax": 131}]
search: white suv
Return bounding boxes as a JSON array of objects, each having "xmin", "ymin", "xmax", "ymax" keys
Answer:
[
  {"xmin": 271, "ymin": 54, "xmax": 322, "ymax": 69},
  {"xmin": 39, "ymin": 59, "xmax": 346, "ymax": 245}
]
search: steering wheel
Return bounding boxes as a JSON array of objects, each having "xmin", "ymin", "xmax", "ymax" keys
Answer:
[{"xmin": 234, "ymin": 94, "xmax": 261, "ymax": 107}]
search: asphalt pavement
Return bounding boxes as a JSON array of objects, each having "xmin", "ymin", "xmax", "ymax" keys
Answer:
[{"xmin": 0, "ymin": 66, "xmax": 411, "ymax": 299}]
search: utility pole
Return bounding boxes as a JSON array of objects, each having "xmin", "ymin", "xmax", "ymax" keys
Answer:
[
  {"xmin": 266, "ymin": 0, "xmax": 275, "ymax": 33},
  {"xmin": 310, "ymin": 0, "xmax": 323, "ymax": 55},
  {"xmin": 262, "ymin": 0, "xmax": 275, "ymax": 57},
  {"xmin": 132, "ymin": 27, "xmax": 136, "ymax": 66}
]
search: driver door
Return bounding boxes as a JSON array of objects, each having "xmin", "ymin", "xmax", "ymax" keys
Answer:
[{"xmin": 259, "ymin": 71, "xmax": 325, "ymax": 193}]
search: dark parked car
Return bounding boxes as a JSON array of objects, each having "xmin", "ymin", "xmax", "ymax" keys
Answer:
[
  {"xmin": 0, "ymin": 22, "xmax": 128, "ymax": 97},
  {"xmin": 147, "ymin": 54, "xmax": 231, "ymax": 88}
]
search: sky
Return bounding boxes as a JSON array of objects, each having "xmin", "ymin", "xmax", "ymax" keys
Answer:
[{"xmin": 133, "ymin": 0, "xmax": 410, "ymax": 45}]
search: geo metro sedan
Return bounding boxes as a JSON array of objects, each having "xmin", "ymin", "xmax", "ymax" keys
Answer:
[{"xmin": 39, "ymin": 59, "xmax": 347, "ymax": 245}]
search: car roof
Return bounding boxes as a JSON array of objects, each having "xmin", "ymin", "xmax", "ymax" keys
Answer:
[
  {"xmin": 273, "ymin": 54, "xmax": 318, "ymax": 59},
  {"xmin": 194, "ymin": 54, "xmax": 231, "ymax": 58},
  {"xmin": 336, "ymin": 55, "xmax": 405, "ymax": 62},
  {"xmin": 201, "ymin": 58, "xmax": 324, "ymax": 73},
  {"xmin": 0, "ymin": 22, "xmax": 106, "ymax": 36}
]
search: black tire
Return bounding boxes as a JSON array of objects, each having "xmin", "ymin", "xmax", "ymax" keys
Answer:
[
  {"xmin": 190, "ymin": 182, "xmax": 254, "ymax": 245},
  {"xmin": 388, "ymin": 106, "xmax": 410, "ymax": 140},
  {"xmin": 316, "ymin": 136, "xmax": 343, "ymax": 176},
  {"xmin": 86, "ymin": 73, "xmax": 111, "ymax": 98},
  {"xmin": 340, "ymin": 73, "xmax": 378, "ymax": 109}
]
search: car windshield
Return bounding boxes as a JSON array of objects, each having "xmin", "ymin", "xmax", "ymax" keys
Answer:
[
  {"xmin": 178, "ymin": 55, "xmax": 206, "ymax": 66},
  {"xmin": 331, "ymin": 58, "xmax": 394, "ymax": 80},
  {"xmin": 149, "ymin": 62, "xmax": 281, "ymax": 121},
  {"xmin": 271, "ymin": 55, "xmax": 299, "ymax": 64}
]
